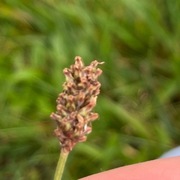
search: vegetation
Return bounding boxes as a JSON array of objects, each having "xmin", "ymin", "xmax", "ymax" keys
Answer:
[{"xmin": 0, "ymin": 0, "xmax": 180, "ymax": 179}]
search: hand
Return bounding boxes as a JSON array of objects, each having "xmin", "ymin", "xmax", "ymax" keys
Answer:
[{"xmin": 80, "ymin": 156, "xmax": 180, "ymax": 180}]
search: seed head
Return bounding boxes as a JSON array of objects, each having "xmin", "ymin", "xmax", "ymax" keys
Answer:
[{"xmin": 50, "ymin": 56, "xmax": 103, "ymax": 153}]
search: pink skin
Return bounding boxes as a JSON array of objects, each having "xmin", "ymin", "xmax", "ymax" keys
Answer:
[{"xmin": 80, "ymin": 156, "xmax": 180, "ymax": 180}]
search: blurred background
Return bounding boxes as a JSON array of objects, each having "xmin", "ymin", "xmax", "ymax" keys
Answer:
[{"xmin": 0, "ymin": 0, "xmax": 180, "ymax": 179}]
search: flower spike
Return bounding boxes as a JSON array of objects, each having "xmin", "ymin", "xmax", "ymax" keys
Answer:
[{"xmin": 50, "ymin": 56, "xmax": 103, "ymax": 153}]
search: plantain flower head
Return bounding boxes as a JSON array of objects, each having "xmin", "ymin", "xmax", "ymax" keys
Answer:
[{"xmin": 50, "ymin": 56, "xmax": 103, "ymax": 153}]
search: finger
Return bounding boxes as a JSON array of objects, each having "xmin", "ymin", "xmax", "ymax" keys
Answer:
[{"xmin": 80, "ymin": 156, "xmax": 180, "ymax": 180}]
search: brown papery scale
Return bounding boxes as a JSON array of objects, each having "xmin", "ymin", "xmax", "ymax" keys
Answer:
[{"xmin": 50, "ymin": 56, "xmax": 104, "ymax": 153}]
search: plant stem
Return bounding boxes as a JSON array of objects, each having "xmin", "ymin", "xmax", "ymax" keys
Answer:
[{"xmin": 54, "ymin": 150, "xmax": 69, "ymax": 180}]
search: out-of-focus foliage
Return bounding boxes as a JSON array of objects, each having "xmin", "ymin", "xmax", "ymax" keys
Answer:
[{"xmin": 0, "ymin": 0, "xmax": 180, "ymax": 179}]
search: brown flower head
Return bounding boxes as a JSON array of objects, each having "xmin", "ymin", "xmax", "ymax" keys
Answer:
[{"xmin": 50, "ymin": 56, "xmax": 103, "ymax": 153}]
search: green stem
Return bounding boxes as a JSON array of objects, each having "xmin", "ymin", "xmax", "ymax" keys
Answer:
[{"xmin": 54, "ymin": 150, "xmax": 69, "ymax": 180}]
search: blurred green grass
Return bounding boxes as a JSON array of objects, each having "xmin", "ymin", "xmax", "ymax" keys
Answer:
[{"xmin": 0, "ymin": 0, "xmax": 180, "ymax": 179}]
